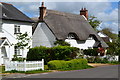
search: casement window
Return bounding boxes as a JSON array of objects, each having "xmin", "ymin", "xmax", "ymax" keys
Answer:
[
  {"xmin": 14, "ymin": 46, "xmax": 20, "ymax": 55},
  {"xmin": 88, "ymin": 37, "xmax": 93, "ymax": 40},
  {"xmin": 67, "ymin": 33, "xmax": 79, "ymax": 40},
  {"xmin": 67, "ymin": 34, "xmax": 75, "ymax": 39},
  {"xmin": 14, "ymin": 25, "xmax": 20, "ymax": 34}
]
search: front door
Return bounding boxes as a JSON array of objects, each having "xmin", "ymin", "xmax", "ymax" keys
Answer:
[{"xmin": 1, "ymin": 47, "xmax": 8, "ymax": 64}]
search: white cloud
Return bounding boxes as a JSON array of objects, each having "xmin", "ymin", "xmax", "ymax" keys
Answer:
[
  {"xmin": 99, "ymin": 22, "xmax": 118, "ymax": 33},
  {"xmin": 96, "ymin": 8, "xmax": 118, "ymax": 22}
]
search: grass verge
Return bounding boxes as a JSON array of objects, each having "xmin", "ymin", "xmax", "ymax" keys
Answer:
[
  {"xmin": 0, "ymin": 66, "xmax": 51, "ymax": 74},
  {"xmin": 2, "ymin": 69, "xmax": 51, "ymax": 74},
  {"xmin": 58, "ymin": 65, "xmax": 93, "ymax": 71}
]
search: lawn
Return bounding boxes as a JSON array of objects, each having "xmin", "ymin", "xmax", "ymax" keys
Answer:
[
  {"xmin": 0, "ymin": 65, "xmax": 5, "ymax": 73},
  {"xmin": 4, "ymin": 69, "xmax": 51, "ymax": 74},
  {"xmin": 0, "ymin": 65, "xmax": 51, "ymax": 74}
]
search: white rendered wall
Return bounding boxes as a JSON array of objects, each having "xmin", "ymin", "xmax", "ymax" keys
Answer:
[
  {"xmin": 0, "ymin": 21, "xmax": 32, "ymax": 65},
  {"xmin": 32, "ymin": 23, "xmax": 56, "ymax": 47},
  {"xmin": 65, "ymin": 38, "xmax": 95, "ymax": 49}
]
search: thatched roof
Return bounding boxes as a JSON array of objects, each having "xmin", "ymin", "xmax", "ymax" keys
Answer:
[{"xmin": 32, "ymin": 9, "xmax": 108, "ymax": 48}]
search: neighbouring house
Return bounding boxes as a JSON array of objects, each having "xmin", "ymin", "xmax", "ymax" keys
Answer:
[
  {"xmin": 32, "ymin": 2, "xmax": 108, "ymax": 49},
  {"xmin": 98, "ymin": 32, "xmax": 112, "ymax": 43},
  {"xmin": 0, "ymin": 2, "xmax": 34, "ymax": 65}
]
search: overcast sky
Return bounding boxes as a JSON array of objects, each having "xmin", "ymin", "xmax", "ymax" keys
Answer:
[{"xmin": 5, "ymin": 1, "xmax": 119, "ymax": 34}]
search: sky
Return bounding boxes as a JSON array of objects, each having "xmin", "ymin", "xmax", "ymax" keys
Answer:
[{"xmin": 1, "ymin": 0, "xmax": 119, "ymax": 34}]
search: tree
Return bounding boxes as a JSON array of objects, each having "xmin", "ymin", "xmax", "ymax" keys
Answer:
[
  {"xmin": 116, "ymin": 34, "xmax": 120, "ymax": 62},
  {"xmin": 106, "ymin": 34, "xmax": 120, "ymax": 62},
  {"xmin": 100, "ymin": 28, "xmax": 117, "ymax": 40},
  {"xmin": 15, "ymin": 32, "xmax": 31, "ymax": 58},
  {"xmin": 88, "ymin": 16, "xmax": 101, "ymax": 30}
]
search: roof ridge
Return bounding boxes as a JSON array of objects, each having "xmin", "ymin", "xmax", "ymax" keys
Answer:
[
  {"xmin": 0, "ymin": 2, "xmax": 12, "ymax": 5},
  {"xmin": 47, "ymin": 9, "xmax": 80, "ymax": 16}
]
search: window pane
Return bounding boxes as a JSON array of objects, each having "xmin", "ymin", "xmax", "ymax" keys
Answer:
[
  {"xmin": 14, "ymin": 25, "xmax": 20, "ymax": 33},
  {"xmin": 14, "ymin": 46, "xmax": 20, "ymax": 55}
]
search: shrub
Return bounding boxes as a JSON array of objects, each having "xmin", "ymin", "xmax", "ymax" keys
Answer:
[
  {"xmin": 54, "ymin": 40, "xmax": 70, "ymax": 46},
  {"xmin": 48, "ymin": 59, "xmax": 88, "ymax": 70},
  {"xmin": 27, "ymin": 46, "xmax": 79, "ymax": 64},
  {"xmin": 51, "ymin": 46, "xmax": 79, "ymax": 60},
  {"xmin": 44, "ymin": 65, "xmax": 49, "ymax": 70},
  {"xmin": 27, "ymin": 46, "xmax": 50, "ymax": 64},
  {"xmin": 12, "ymin": 55, "xmax": 26, "ymax": 61},
  {"xmin": 83, "ymin": 48, "xmax": 98, "ymax": 56},
  {"xmin": 86, "ymin": 56, "xmax": 109, "ymax": 63}
]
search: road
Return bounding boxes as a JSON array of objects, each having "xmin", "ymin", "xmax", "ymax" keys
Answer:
[{"xmin": 2, "ymin": 65, "xmax": 119, "ymax": 79}]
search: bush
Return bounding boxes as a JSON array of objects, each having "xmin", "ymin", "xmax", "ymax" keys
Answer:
[
  {"xmin": 44, "ymin": 65, "xmax": 49, "ymax": 70},
  {"xmin": 27, "ymin": 46, "xmax": 50, "ymax": 64},
  {"xmin": 48, "ymin": 59, "xmax": 88, "ymax": 70},
  {"xmin": 12, "ymin": 55, "xmax": 26, "ymax": 61},
  {"xmin": 54, "ymin": 40, "xmax": 70, "ymax": 46},
  {"xmin": 83, "ymin": 48, "xmax": 98, "ymax": 56},
  {"xmin": 51, "ymin": 46, "xmax": 79, "ymax": 60},
  {"xmin": 27, "ymin": 46, "xmax": 79, "ymax": 64},
  {"xmin": 86, "ymin": 56, "xmax": 109, "ymax": 63}
]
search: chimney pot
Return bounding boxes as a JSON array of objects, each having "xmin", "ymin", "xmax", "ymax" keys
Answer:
[
  {"xmin": 41, "ymin": 2, "xmax": 44, "ymax": 7},
  {"xmin": 80, "ymin": 8, "xmax": 88, "ymax": 20}
]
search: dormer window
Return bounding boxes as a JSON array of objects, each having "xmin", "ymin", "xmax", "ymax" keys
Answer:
[
  {"xmin": 3, "ymin": 13, "xmax": 7, "ymax": 17},
  {"xmin": 67, "ymin": 34, "xmax": 75, "ymax": 39},
  {"xmin": 14, "ymin": 25, "xmax": 20, "ymax": 34},
  {"xmin": 67, "ymin": 33, "xmax": 79, "ymax": 40},
  {"xmin": 88, "ymin": 37, "xmax": 93, "ymax": 40}
]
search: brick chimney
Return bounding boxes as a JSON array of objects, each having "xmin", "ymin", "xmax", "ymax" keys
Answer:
[
  {"xmin": 39, "ymin": 2, "xmax": 46, "ymax": 21},
  {"xmin": 80, "ymin": 8, "xmax": 88, "ymax": 20}
]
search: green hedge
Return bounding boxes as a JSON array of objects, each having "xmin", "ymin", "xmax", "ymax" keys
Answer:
[
  {"xmin": 83, "ymin": 48, "xmax": 98, "ymax": 56},
  {"xmin": 48, "ymin": 59, "xmax": 88, "ymax": 70},
  {"xmin": 27, "ymin": 46, "xmax": 79, "ymax": 64}
]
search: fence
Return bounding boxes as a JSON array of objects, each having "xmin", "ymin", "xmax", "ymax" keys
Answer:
[{"xmin": 5, "ymin": 59, "xmax": 44, "ymax": 72}]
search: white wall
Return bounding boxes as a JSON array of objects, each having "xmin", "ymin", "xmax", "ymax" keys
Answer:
[
  {"xmin": 0, "ymin": 21, "xmax": 32, "ymax": 65},
  {"xmin": 32, "ymin": 22, "xmax": 56, "ymax": 47},
  {"xmin": 65, "ymin": 37, "xmax": 95, "ymax": 49}
]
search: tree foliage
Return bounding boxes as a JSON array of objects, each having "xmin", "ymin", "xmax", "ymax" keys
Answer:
[
  {"xmin": 115, "ymin": 34, "xmax": 120, "ymax": 55},
  {"xmin": 15, "ymin": 32, "xmax": 31, "ymax": 49},
  {"xmin": 88, "ymin": 16, "xmax": 101, "ymax": 30},
  {"xmin": 107, "ymin": 34, "xmax": 120, "ymax": 55},
  {"xmin": 100, "ymin": 28, "xmax": 117, "ymax": 40}
]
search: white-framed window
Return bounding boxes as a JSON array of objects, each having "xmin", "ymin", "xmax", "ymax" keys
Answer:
[
  {"xmin": 14, "ymin": 46, "xmax": 20, "ymax": 55},
  {"xmin": 88, "ymin": 37, "xmax": 93, "ymax": 40},
  {"xmin": 67, "ymin": 34, "xmax": 75, "ymax": 39},
  {"xmin": 14, "ymin": 25, "xmax": 20, "ymax": 34}
]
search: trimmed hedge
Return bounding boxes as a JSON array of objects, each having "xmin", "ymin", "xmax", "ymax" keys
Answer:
[
  {"xmin": 48, "ymin": 59, "xmax": 88, "ymax": 70},
  {"xmin": 83, "ymin": 48, "xmax": 98, "ymax": 56},
  {"xmin": 27, "ymin": 46, "xmax": 79, "ymax": 64}
]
